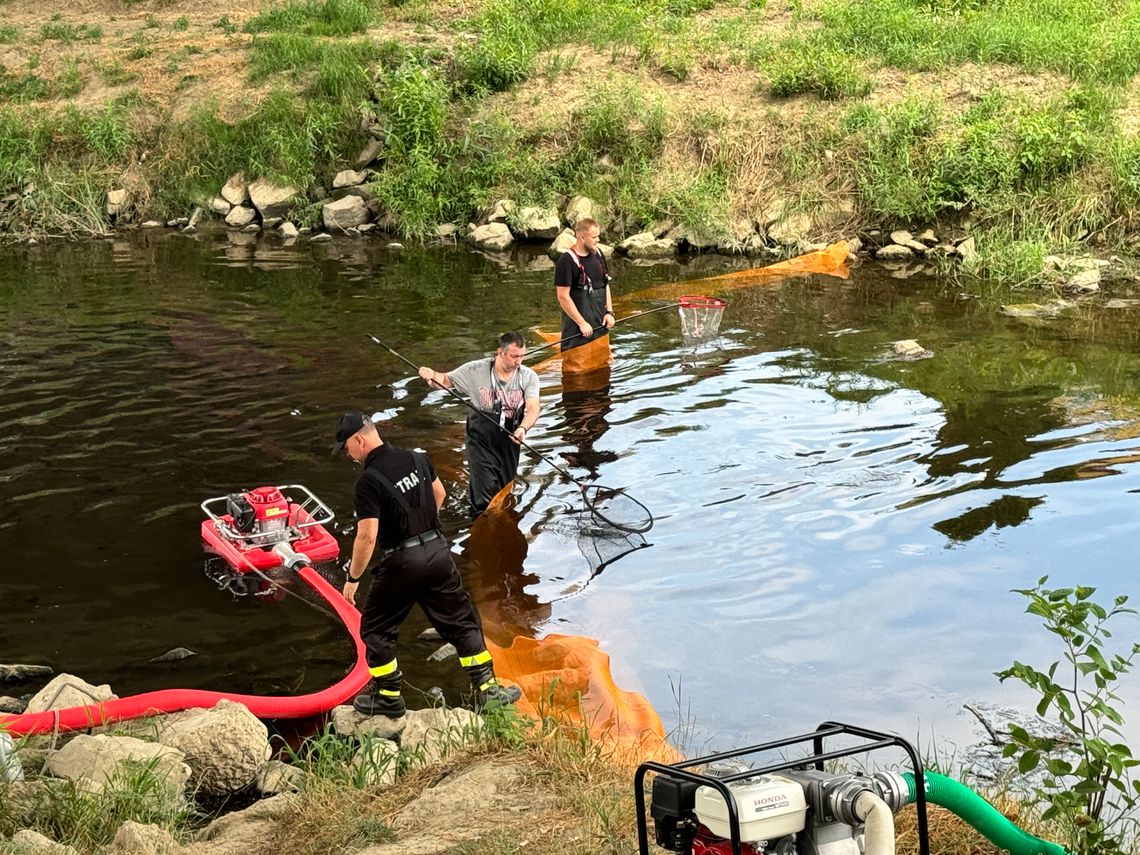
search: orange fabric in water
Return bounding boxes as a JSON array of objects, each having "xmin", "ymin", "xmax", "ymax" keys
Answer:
[
  {"xmin": 615, "ymin": 240, "xmax": 850, "ymax": 309},
  {"xmin": 535, "ymin": 242, "xmax": 850, "ymax": 377},
  {"xmin": 487, "ymin": 633, "xmax": 680, "ymax": 764}
]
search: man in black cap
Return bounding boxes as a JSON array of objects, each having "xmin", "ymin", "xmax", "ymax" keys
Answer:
[{"xmin": 333, "ymin": 411, "xmax": 521, "ymax": 717}]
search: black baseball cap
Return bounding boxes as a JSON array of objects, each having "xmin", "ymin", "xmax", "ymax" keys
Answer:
[{"xmin": 331, "ymin": 411, "xmax": 370, "ymax": 455}]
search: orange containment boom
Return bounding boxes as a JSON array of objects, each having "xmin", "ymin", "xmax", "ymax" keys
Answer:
[
  {"xmin": 615, "ymin": 240, "xmax": 850, "ymax": 308},
  {"xmin": 534, "ymin": 241, "xmax": 851, "ymax": 377},
  {"xmin": 487, "ymin": 634, "xmax": 680, "ymax": 764}
]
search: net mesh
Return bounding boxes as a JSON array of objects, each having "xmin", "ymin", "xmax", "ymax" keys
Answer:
[
  {"xmin": 678, "ymin": 295, "xmax": 727, "ymax": 346},
  {"xmin": 582, "ymin": 484, "xmax": 654, "ymax": 533}
]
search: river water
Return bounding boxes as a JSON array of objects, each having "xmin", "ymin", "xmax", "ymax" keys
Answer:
[{"xmin": 2, "ymin": 229, "xmax": 1139, "ymax": 767}]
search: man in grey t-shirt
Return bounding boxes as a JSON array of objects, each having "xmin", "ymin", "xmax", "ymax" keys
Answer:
[{"xmin": 418, "ymin": 331, "xmax": 541, "ymax": 516}]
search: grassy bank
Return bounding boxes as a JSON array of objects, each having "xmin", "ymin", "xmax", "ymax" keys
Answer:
[{"xmin": 1, "ymin": 0, "xmax": 1139, "ymax": 282}]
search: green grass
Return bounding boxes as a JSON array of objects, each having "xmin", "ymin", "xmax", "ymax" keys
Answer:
[
  {"xmin": 152, "ymin": 85, "xmax": 367, "ymax": 207},
  {"xmin": 0, "ymin": 758, "xmax": 198, "ymax": 851},
  {"xmin": 98, "ymin": 60, "xmax": 138, "ymax": 87},
  {"xmin": 247, "ymin": 33, "xmax": 384, "ymax": 103},
  {"xmin": 0, "ymin": 25, "xmax": 19, "ymax": 44},
  {"xmin": 766, "ymin": 40, "xmax": 873, "ymax": 100},
  {"xmin": 808, "ymin": 0, "xmax": 1140, "ymax": 84},
  {"xmin": 243, "ymin": 0, "xmax": 377, "ymax": 36},
  {"xmin": 39, "ymin": 22, "xmax": 103, "ymax": 43},
  {"xmin": 0, "ymin": 0, "xmax": 1138, "ymax": 278}
]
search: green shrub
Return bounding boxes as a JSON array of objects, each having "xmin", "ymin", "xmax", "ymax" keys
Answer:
[
  {"xmin": 454, "ymin": 23, "xmax": 537, "ymax": 93},
  {"xmin": 997, "ymin": 579, "xmax": 1140, "ymax": 855},
  {"xmin": 0, "ymin": 25, "xmax": 19, "ymax": 43},
  {"xmin": 56, "ymin": 58, "xmax": 83, "ymax": 97},
  {"xmin": 99, "ymin": 60, "xmax": 138, "ymax": 87},
  {"xmin": 78, "ymin": 102, "xmax": 134, "ymax": 160},
  {"xmin": 1111, "ymin": 138, "xmax": 1140, "ymax": 208},
  {"xmin": 571, "ymin": 81, "xmax": 667, "ymax": 166},
  {"xmin": 173, "ymin": 16, "xmax": 189, "ymax": 31},
  {"xmin": 1015, "ymin": 102, "xmax": 1093, "ymax": 183},
  {"xmin": 375, "ymin": 61, "xmax": 449, "ymax": 156},
  {"xmin": 213, "ymin": 16, "xmax": 238, "ymax": 35},
  {"xmin": 768, "ymin": 41, "xmax": 873, "ymax": 100}
]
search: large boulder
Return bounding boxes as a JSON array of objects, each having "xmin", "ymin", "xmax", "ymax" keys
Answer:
[
  {"xmin": 224, "ymin": 206, "xmax": 257, "ymax": 228},
  {"xmin": 220, "ymin": 173, "xmax": 249, "ymax": 207},
  {"xmin": 25, "ymin": 673, "xmax": 116, "ymax": 714},
  {"xmin": 468, "ymin": 222, "xmax": 513, "ymax": 251},
  {"xmin": 42, "ymin": 734, "xmax": 190, "ymax": 795},
  {"xmin": 106, "ymin": 189, "xmax": 131, "ymax": 218},
  {"xmin": 184, "ymin": 793, "xmax": 296, "ymax": 854},
  {"xmin": 155, "ymin": 700, "xmax": 270, "ymax": 796},
  {"xmin": 255, "ymin": 759, "xmax": 305, "ymax": 795},
  {"xmin": 322, "ymin": 195, "xmax": 370, "ymax": 231},
  {"xmin": 766, "ymin": 212, "xmax": 813, "ymax": 247},
  {"xmin": 105, "ymin": 821, "xmax": 180, "ymax": 855},
  {"xmin": 399, "ymin": 708, "xmax": 480, "ymax": 766},
  {"xmin": 548, "ymin": 227, "xmax": 576, "ymax": 259},
  {"xmin": 562, "ymin": 194, "xmax": 599, "ymax": 227},
  {"xmin": 618, "ymin": 232, "xmax": 677, "ymax": 259},
  {"xmin": 332, "ymin": 169, "xmax": 367, "ymax": 189},
  {"xmin": 9, "ymin": 829, "xmax": 79, "ymax": 854},
  {"xmin": 875, "ymin": 244, "xmax": 915, "ymax": 260},
  {"xmin": 248, "ymin": 179, "xmax": 298, "ymax": 221},
  {"xmin": 486, "ymin": 198, "xmax": 514, "ymax": 223},
  {"xmin": 510, "ymin": 206, "xmax": 561, "ymax": 241},
  {"xmin": 331, "ymin": 703, "xmax": 406, "ymax": 740}
]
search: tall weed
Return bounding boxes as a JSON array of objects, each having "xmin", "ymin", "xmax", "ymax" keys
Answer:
[{"xmin": 0, "ymin": 758, "xmax": 196, "ymax": 850}]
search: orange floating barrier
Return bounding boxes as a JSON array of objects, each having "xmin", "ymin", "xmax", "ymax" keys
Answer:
[{"xmin": 487, "ymin": 633, "xmax": 680, "ymax": 764}]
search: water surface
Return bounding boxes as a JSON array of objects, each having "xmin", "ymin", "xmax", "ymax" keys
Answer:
[{"xmin": 2, "ymin": 230, "xmax": 1139, "ymax": 763}]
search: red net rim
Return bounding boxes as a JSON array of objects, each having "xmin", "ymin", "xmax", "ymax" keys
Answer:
[{"xmin": 678, "ymin": 295, "xmax": 727, "ymax": 310}]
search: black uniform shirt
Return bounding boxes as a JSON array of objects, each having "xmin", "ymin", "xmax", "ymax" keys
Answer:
[
  {"xmin": 353, "ymin": 443, "xmax": 442, "ymax": 549},
  {"xmin": 554, "ymin": 250, "xmax": 610, "ymax": 347}
]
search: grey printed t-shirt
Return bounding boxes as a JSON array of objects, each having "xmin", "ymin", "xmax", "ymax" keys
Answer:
[{"xmin": 447, "ymin": 358, "xmax": 539, "ymax": 420}]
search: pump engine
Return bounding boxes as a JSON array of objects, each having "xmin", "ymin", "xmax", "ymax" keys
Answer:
[
  {"xmin": 201, "ymin": 484, "xmax": 339, "ymax": 572},
  {"xmin": 636, "ymin": 723, "xmax": 931, "ymax": 855}
]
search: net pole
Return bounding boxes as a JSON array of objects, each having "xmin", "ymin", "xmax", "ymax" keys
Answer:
[
  {"xmin": 367, "ymin": 334, "xmax": 653, "ymax": 532},
  {"xmin": 367, "ymin": 334, "xmax": 590, "ymax": 490},
  {"xmin": 526, "ymin": 302, "xmax": 682, "ymax": 359}
]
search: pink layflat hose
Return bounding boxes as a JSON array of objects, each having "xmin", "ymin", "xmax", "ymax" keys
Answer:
[{"xmin": 0, "ymin": 565, "xmax": 369, "ymax": 737}]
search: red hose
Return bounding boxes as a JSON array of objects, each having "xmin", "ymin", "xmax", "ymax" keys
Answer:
[{"xmin": 0, "ymin": 566, "xmax": 370, "ymax": 737}]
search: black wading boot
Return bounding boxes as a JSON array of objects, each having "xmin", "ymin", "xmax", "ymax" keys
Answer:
[
  {"xmin": 464, "ymin": 662, "xmax": 521, "ymax": 709},
  {"xmin": 353, "ymin": 671, "xmax": 407, "ymax": 718}
]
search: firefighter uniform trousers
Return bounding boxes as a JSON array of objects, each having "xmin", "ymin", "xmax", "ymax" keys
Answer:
[{"xmin": 359, "ymin": 537, "xmax": 487, "ymax": 673}]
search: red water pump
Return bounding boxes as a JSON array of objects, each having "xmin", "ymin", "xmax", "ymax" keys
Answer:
[{"xmin": 200, "ymin": 484, "xmax": 339, "ymax": 572}]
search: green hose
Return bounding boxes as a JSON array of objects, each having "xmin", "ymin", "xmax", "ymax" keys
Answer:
[{"xmin": 903, "ymin": 771, "xmax": 1068, "ymax": 855}]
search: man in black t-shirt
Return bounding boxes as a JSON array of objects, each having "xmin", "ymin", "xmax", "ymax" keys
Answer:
[
  {"xmin": 554, "ymin": 218, "xmax": 615, "ymax": 351},
  {"xmin": 332, "ymin": 411, "xmax": 521, "ymax": 717}
]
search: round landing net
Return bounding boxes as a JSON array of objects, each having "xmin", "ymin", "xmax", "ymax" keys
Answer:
[
  {"xmin": 678, "ymin": 295, "xmax": 727, "ymax": 345},
  {"xmin": 581, "ymin": 485, "xmax": 654, "ymax": 534}
]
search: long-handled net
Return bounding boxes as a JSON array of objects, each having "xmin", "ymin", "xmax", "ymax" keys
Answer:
[
  {"xmin": 367, "ymin": 335, "xmax": 655, "ymax": 534},
  {"xmin": 526, "ymin": 295, "xmax": 728, "ymax": 360}
]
